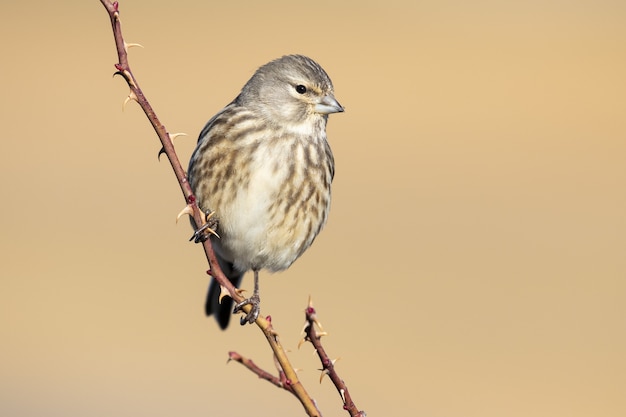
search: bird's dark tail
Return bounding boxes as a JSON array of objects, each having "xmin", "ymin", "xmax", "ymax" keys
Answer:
[{"xmin": 205, "ymin": 256, "xmax": 244, "ymax": 330}]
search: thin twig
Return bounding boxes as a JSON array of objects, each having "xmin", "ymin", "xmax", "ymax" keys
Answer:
[
  {"xmin": 303, "ymin": 299, "xmax": 365, "ymax": 417},
  {"xmin": 228, "ymin": 351, "xmax": 295, "ymax": 394},
  {"xmin": 227, "ymin": 350, "xmax": 322, "ymax": 416},
  {"xmin": 98, "ymin": 1, "xmax": 321, "ymax": 416}
]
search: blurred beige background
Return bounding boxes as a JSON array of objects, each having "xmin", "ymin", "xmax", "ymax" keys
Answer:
[{"xmin": 1, "ymin": 0, "xmax": 624, "ymax": 416}]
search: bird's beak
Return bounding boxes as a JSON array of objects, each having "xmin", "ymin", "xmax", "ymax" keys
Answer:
[{"xmin": 315, "ymin": 94, "xmax": 344, "ymax": 114}]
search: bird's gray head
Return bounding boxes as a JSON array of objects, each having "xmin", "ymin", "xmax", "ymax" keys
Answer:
[{"xmin": 237, "ymin": 55, "xmax": 344, "ymax": 126}]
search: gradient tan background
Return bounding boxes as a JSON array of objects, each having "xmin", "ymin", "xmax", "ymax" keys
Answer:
[{"xmin": 1, "ymin": 1, "xmax": 624, "ymax": 416}]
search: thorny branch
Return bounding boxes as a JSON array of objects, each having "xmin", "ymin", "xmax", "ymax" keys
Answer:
[
  {"xmin": 229, "ymin": 299, "xmax": 365, "ymax": 417},
  {"xmin": 99, "ymin": 1, "xmax": 362, "ymax": 416},
  {"xmin": 302, "ymin": 301, "xmax": 365, "ymax": 417}
]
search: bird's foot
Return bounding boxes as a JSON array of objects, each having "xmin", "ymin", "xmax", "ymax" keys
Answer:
[
  {"xmin": 190, "ymin": 211, "xmax": 219, "ymax": 243},
  {"xmin": 233, "ymin": 293, "xmax": 260, "ymax": 325}
]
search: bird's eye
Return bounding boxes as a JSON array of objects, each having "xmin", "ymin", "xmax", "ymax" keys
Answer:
[{"xmin": 295, "ymin": 85, "xmax": 307, "ymax": 94}]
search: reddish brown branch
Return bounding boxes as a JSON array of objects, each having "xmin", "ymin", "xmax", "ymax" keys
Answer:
[
  {"xmin": 100, "ymin": 0, "xmax": 238, "ymax": 303},
  {"xmin": 228, "ymin": 351, "xmax": 294, "ymax": 393},
  {"xmin": 98, "ymin": 2, "xmax": 322, "ymax": 416},
  {"xmin": 303, "ymin": 303, "xmax": 365, "ymax": 417}
]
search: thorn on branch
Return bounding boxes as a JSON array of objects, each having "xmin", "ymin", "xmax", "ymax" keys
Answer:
[
  {"xmin": 124, "ymin": 41, "xmax": 144, "ymax": 52},
  {"xmin": 319, "ymin": 369, "xmax": 329, "ymax": 383},
  {"xmin": 175, "ymin": 204, "xmax": 194, "ymax": 223},
  {"xmin": 122, "ymin": 91, "xmax": 138, "ymax": 111},
  {"xmin": 112, "ymin": 64, "xmax": 136, "ymax": 88},
  {"xmin": 160, "ymin": 132, "xmax": 188, "ymax": 159},
  {"xmin": 169, "ymin": 132, "xmax": 188, "ymax": 142}
]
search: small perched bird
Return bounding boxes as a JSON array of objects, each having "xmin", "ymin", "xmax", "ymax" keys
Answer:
[{"xmin": 187, "ymin": 55, "xmax": 343, "ymax": 328}]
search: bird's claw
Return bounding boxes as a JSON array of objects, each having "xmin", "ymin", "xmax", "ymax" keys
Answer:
[
  {"xmin": 190, "ymin": 224, "xmax": 215, "ymax": 243},
  {"xmin": 233, "ymin": 293, "xmax": 260, "ymax": 325},
  {"xmin": 189, "ymin": 211, "xmax": 219, "ymax": 243}
]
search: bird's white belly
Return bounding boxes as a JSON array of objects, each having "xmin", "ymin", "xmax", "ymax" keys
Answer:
[{"xmin": 216, "ymin": 161, "xmax": 311, "ymax": 272}]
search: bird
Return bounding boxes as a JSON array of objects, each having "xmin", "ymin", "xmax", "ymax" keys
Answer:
[{"xmin": 187, "ymin": 54, "xmax": 343, "ymax": 329}]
